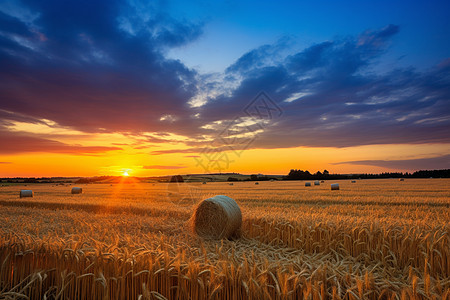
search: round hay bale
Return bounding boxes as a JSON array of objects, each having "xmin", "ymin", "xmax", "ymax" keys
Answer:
[
  {"xmin": 314, "ymin": 180, "xmax": 320, "ymax": 186},
  {"xmin": 351, "ymin": 180, "xmax": 356, "ymax": 183},
  {"xmin": 20, "ymin": 190, "xmax": 33, "ymax": 198},
  {"xmin": 321, "ymin": 180, "xmax": 325, "ymax": 183},
  {"xmin": 71, "ymin": 187, "xmax": 83, "ymax": 194},
  {"xmin": 255, "ymin": 182, "xmax": 259, "ymax": 185},
  {"xmin": 399, "ymin": 178, "xmax": 404, "ymax": 181},
  {"xmin": 331, "ymin": 183, "xmax": 340, "ymax": 190},
  {"xmin": 305, "ymin": 182, "xmax": 311, "ymax": 187},
  {"xmin": 191, "ymin": 195, "xmax": 242, "ymax": 239}
]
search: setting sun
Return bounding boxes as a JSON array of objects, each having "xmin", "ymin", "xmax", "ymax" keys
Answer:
[{"xmin": 122, "ymin": 170, "xmax": 130, "ymax": 176}]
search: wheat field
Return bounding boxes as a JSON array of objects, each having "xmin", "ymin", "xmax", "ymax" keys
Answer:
[{"xmin": 0, "ymin": 179, "xmax": 449, "ymax": 299}]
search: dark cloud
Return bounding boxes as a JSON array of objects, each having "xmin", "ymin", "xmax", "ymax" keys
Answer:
[
  {"xmin": 142, "ymin": 165, "xmax": 185, "ymax": 170},
  {"xmin": 0, "ymin": 2, "xmax": 448, "ymax": 155},
  {"xmin": 0, "ymin": 0, "xmax": 202, "ymax": 134},
  {"xmin": 333, "ymin": 155, "xmax": 450, "ymax": 171},
  {"xmin": 0, "ymin": 130, "xmax": 121, "ymax": 155},
  {"xmin": 0, "ymin": 161, "xmax": 12, "ymax": 164},
  {"xmin": 197, "ymin": 24, "xmax": 450, "ymax": 148}
]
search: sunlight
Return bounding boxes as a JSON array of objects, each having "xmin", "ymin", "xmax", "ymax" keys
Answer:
[{"xmin": 123, "ymin": 170, "xmax": 130, "ymax": 176}]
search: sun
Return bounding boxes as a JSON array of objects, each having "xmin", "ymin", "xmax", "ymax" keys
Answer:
[{"xmin": 122, "ymin": 170, "xmax": 130, "ymax": 176}]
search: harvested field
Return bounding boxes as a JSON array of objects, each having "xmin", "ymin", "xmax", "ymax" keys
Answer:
[{"xmin": 0, "ymin": 179, "xmax": 449, "ymax": 299}]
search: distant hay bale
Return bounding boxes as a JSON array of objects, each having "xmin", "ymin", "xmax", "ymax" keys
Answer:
[
  {"xmin": 191, "ymin": 195, "xmax": 242, "ymax": 239},
  {"xmin": 270, "ymin": 179, "xmax": 275, "ymax": 182},
  {"xmin": 71, "ymin": 187, "xmax": 83, "ymax": 194},
  {"xmin": 331, "ymin": 183, "xmax": 340, "ymax": 190},
  {"xmin": 399, "ymin": 178, "xmax": 405, "ymax": 181},
  {"xmin": 305, "ymin": 182, "xmax": 311, "ymax": 187},
  {"xmin": 351, "ymin": 180, "xmax": 356, "ymax": 183},
  {"xmin": 20, "ymin": 190, "xmax": 33, "ymax": 198},
  {"xmin": 202, "ymin": 181, "xmax": 207, "ymax": 184},
  {"xmin": 321, "ymin": 180, "xmax": 325, "ymax": 183},
  {"xmin": 229, "ymin": 183, "xmax": 234, "ymax": 186},
  {"xmin": 255, "ymin": 182, "xmax": 259, "ymax": 185},
  {"xmin": 314, "ymin": 180, "xmax": 320, "ymax": 186}
]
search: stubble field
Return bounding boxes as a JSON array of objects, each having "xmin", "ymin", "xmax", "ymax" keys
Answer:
[{"xmin": 0, "ymin": 179, "xmax": 449, "ymax": 299}]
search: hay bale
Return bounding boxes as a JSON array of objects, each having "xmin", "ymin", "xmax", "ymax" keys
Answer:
[
  {"xmin": 71, "ymin": 187, "xmax": 83, "ymax": 194},
  {"xmin": 20, "ymin": 190, "xmax": 33, "ymax": 198},
  {"xmin": 351, "ymin": 180, "xmax": 356, "ymax": 183},
  {"xmin": 331, "ymin": 183, "xmax": 339, "ymax": 190},
  {"xmin": 191, "ymin": 195, "xmax": 242, "ymax": 239},
  {"xmin": 321, "ymin": 180, "xmax": 325, "ymax": 183},
  {"xmin": 399, "ymin": 178, "xmax": 404, "ymax": 181},
  {"xmin": 305, "ymin": 182, "xmax": 311, "ymax": 187},
  {"xmin": 255, "ymin": 182, "xmax": 259, "ymax": 185},
  {"xmin": 314, "ymin": 180, "xmax": 320, "ymax": 186}
]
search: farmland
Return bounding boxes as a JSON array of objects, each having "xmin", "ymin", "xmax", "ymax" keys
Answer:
[{"xmin": 0, "ymin": 179, "xmax": 449, "ymax": 299}]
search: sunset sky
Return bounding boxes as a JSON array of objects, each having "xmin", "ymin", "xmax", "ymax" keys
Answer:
[{"xmin": 1, "ymin": 0, "xmax": 449, "ymax": 177}]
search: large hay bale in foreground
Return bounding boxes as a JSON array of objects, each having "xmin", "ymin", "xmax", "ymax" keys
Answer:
[
  {"xmin": 71, "ymin": 187, "xmax": 83, "ymax": 194},
  {"xmin": 192, "ymin": 195, "xmax": 242, "ymax": 239},
  {"xmin": 20, "ymin": 190, "xmax": 33, "ymax": 198},
  {"xmin": 331, "ymin": 183, "xmax": 340, "ymax": 190}
]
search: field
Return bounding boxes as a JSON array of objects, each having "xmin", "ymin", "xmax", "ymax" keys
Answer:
[{"xmin": 0, "ymin": 179, "xmax": 449, "ymax": 299}]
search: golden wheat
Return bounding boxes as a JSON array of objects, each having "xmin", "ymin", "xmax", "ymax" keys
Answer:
[{"xmin": 0, "ymin": 179, "xmax": 448, "ymax": 299}]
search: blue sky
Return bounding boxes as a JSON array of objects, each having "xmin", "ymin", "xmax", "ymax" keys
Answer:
[
  {"xmin": 167, "ymin": 0, "xmax": 450, "ymax": 73},
  {"xmin": 0, "ymin": 0, "xmax": 449, "ymax": 174}
]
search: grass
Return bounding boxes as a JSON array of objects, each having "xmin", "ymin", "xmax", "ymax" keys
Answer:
[{"xmin": 0, "ymin": 179, "xmax": 449, "ymax": 299}]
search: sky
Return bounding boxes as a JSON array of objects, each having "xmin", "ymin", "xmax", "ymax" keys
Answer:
[{"xmin": 0, "ymin": 0, "xmax": 449, "ymax": 177}]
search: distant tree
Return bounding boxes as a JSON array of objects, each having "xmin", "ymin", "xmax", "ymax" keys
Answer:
[
  {"xmin": 170, "ymin": 175, "xmax": 184, "ymax": 183},
  {"xmin": 250, "ymin": 174, "xmax": 258, "ymax": 181},
  {"xmin": 227, "ymin": 177, "xmax": 239, "ymax": 182}
]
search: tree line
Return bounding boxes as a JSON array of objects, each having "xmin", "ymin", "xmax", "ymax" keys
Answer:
[{"xmin": 283, "ymin": 169, "xmax": 450, "ymax": 180}]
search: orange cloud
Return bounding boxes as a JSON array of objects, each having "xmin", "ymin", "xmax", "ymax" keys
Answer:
[{"xmin": 0, "ymin": 130, "xmax": 121, "ymax": 155}]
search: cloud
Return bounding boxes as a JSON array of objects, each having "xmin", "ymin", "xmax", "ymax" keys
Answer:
[
  {"xmin": 150, "ymin": 144, "xmax": 242, "ymax": 155},
  {"xmin": 0, "ymin": 161, "xmax": 12, "ymax": 164},
  {"xmin": 150, "ymin": 148, "xmax": 204, "ymax": 155},
  {"xmin": 0, "ymin": 130, "xmax": 121, "ymax": 155},
  {"xmin": 196, "ymin": 24, "xmax": 450, "ymax": 149},
  {"xmin": 0, "ymin": 3, "xmax": 448, "ymax": 156},
  {"xmin": 142, "ymin": 165, "xmax": 186, "ymax": 170},
  {"xmin": 0, "ymin": 0, "xmax": 203, "ymax": 135},
  {"xmin": 333, "ymin": 154, "xmax": 450, "ymax": 171}
]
